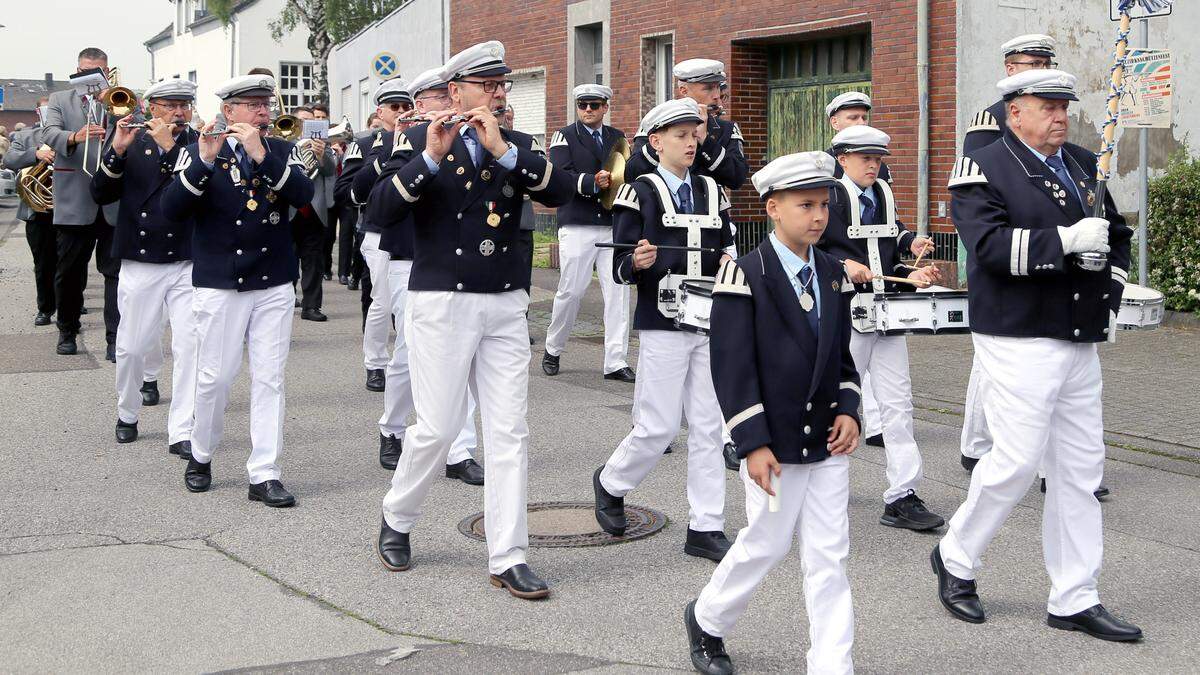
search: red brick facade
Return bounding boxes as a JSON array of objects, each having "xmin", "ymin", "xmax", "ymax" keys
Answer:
[{"xmin": 452, "ymin": 1, "xmax": 957, "ymax": 234}]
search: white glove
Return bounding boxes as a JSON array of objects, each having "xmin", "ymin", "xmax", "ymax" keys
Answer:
[{"xmin": 1057, "ymin": 217, "xmax": 1110, "ymax": 255}]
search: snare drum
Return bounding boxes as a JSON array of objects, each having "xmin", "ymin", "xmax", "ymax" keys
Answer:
[
  {"xmin": 874, "ymin": 287, "xmax": 970, "ymax": 335},
  {"xmin": 1117, "ymin": 283, "xmax": 1164, "ymax": 330},
  {"xmin": 675, "ymin": 279, "xmax": 715, "ymax": 335}
]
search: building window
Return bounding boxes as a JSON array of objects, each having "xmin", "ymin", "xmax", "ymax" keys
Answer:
[
  {"xmin": 192, "ymin": 0, "xmax": 208, "ymax": 22},
  {"xmin": 279, "ymin": 62, "xmax": 316, "ymax": 111},
  {"xmin": 187, "ymin": 70, "xmax": 197, "ymax": 83},
  {"xmin": 574, "ymin": 24, "xmax": 604, "ymax": 87},
  {"xmin": 640, "ymin": 34, "xmax": 674, "ymax": 116}
]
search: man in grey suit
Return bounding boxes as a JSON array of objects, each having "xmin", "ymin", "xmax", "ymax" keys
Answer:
[
  {"xmin": 42, "ymin": 47, "xmax": 122, "ymax": 358},
  {"xmin": 1, "ymin": 104, "xmax": 58, "ymax": 325},
  {"xmin": 290, "ymin": 106, "xmax": 337, "ymax": 321}
]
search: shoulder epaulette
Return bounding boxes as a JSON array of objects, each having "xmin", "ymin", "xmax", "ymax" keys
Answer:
[
  {"xmin": 392, "ymin": 131, "xmax": 412, "ymax": 154},
  {"xmin": 531, "ymin": 136, "xmax": 545, "ymax": 155},
  {"xmin": 948, "ymin": 156, "xmax": 988, "ymax": 188},
  {"xmin": 287, "ymin": 143, "xmax": 305, "ymax": 166},
  {"xmin": 966, "ymin": 109, "xmax": 1000, "ymax": 135},
  {"xmin": 612, "ymin": 183, "xmax": 639, "ymax": 211},
  {"xmin": 549, "ymin": 131, "xmax": 568, "ymax": 149},
  {"xmin": 717, "ymin": 187, "xmax": 731, "ymax": 212},
  {"xmin": 371, "ymin": 133, "xmax": 384, "ymax": 149},
  {"xmin": 713, "ymin": 259, "xmax": 751, "ymax": 296},
  {"xmin": 343, "ymin": 140, "xmax": 362, "ymax": 161},
  {"xmin": 730, "ymin": 122, "xmax": 744, "ymax": 142},
  {"xmin": 172, "ymin": 147, "xmax": 192, "ymax": 173}
]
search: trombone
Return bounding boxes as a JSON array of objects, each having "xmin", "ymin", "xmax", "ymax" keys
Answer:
[
  {"xmin": 269, "ymin": 86, "xmax": 302, "ymax": 141},
  {"xmin": 82, "ymin": 67, "xmax": 139, "ymax": 176}
]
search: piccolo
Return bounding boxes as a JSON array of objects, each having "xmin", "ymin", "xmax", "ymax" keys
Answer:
[
  {"xmin": 437, "ymin": 108, "xmax": 507, "ymax": 127},
  {"xmin": 595, "ymin": 242, "xmax": 721, "ymax": 254},
  {"xmin": 120, "ymin": 121, "xmax": 188, "ymax": 129},
  {"xmin": 707, "ymin": 104, "xmax": 726, "ymax": 118},
  {"xmin": 202, "ymin": 124, "xmax": 270, "ymax": 137}
]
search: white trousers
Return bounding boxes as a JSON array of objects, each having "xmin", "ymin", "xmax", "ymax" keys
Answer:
[
  {"xmin": 860, "ymin": 372, "xmax": 882, "ymax": 438},
  {"xmin": 960, "ymin": 353, "xmax": 992, "ymax": 459},
  {"xmin": 191, "ymin": 283, "xmax": 294, "ymax": 484},
  {"xmin": 115, "ymin": 260, "xmax": 197, "ymax": 444},
  {"xmin": 360, "ymin": 232, "xmax": 391, "ymax": 371},
  {"xmin": 144, "ymin": 316, "xmax": 164, "ymax": 382},
  {"xmin": 695, "ymin": 457, "xmax": 854, "ymax": 675},
  {"xmin": 600, "ymin": 330, "xmax": 725, "ymax": 531},
  {"xmin": 940, "ymin": 335, "xmax": 1105, "ymax": 616},
  {"xmin": 382, "ymin": 289, "xmax": 531, "ymax": 574},
  {"xmin": 543, "ymin": 225, "xmax": 631, "ymax": 373},
  {"xmin": 849, "ymin": 331, "xmax": 923, "ymax": 503},
  {"xmin": 378, "ymin": 259, "xmax": 477, "ymax": 465}
]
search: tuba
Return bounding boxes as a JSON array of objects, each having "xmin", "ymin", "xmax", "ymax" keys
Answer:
[
  {"xmin": 598, "ymin": 136, "xmax": 631, "ymax": 210},
  {"xmin": 16, "ymin": 155, "xmax": 54, "ymax": 213}
]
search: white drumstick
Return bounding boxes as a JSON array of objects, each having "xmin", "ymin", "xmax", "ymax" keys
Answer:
[{"xmin": 768, "ymin": 472, "xmax": 781, "ymax": 513}]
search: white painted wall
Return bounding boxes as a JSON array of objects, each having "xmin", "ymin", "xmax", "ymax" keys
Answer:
[
  {"xmin": 956, "ymin": 0, "xmax": 1197, "ymax": 202},
  {"xmin": 327, "ymin": 0, "xmax": 449, "ymax": 128},
  {"xmin": 147, "ymin": 0, "xmax": 312, "ymax": 120}
]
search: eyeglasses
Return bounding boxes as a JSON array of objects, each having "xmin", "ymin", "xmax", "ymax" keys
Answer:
[
  {"xmin": 416, "ymin": 92, "xmax": 449, "ymax": 102},
  {"xmin": 1009, "ymin": 59, "xmax": 1057, "ymax": 69},
  {"xmin": 385, "ymin": 102, "xmax": 413, "ymax": 112},
  {"xmin": 151, "ymin": 101, "xmax": 193, "ymax": 112},
  {"xmin": 577, "ymin": 101, "xmax": 606, "ymax": 111},
  {"xmin": 230, "ymin": 101, "xmax": 271, "ymax": 111},
  {"xmin": 457, "ymin": 79, "xmax": 514, "ymax": 93}
]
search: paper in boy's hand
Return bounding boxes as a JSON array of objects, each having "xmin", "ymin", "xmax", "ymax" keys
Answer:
[
  {"xmin": 768, "ymin": 472, "xmax": 781, "ymax": 513},
  {"xmin": 302, "ymin": 119, "xmax": 330, "ymax": 139}
]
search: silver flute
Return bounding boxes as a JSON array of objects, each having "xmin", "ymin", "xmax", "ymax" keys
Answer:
[
  {"xmin": 437, "ymin": 107, "xmax": 507, "ymax": 128},
  {"xmin": 202, "ymin": 123, "xmax": 270, "ymax": 137},
  {"xmin": 120, "ymin": 120, "xmax": 188, "ymax": 129}
]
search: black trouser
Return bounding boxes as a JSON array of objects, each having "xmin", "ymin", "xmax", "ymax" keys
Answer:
[
  {"xmin": 322, "ymin": 207, "xmax": 338, "ymax": 276},
  {"xmin": 336, "ymin": 203, "xmax": 360, "ymax": 278},
  {"xmin": 291, "ymin": 208, "xmax": 325, "ymax": 310},
  {"xmin": 55, "ymin": 216, "xmax": 119, "ymax": 342},
  {"xmin": 24, "ymin": 211, "xmax": 58, "ymax": 316}
]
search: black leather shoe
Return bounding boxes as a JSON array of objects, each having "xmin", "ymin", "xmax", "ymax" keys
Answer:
[
  {"xmin": 56, "ymin": 332, "xmax": 77, "ymax": 355},
  {"xmin": 881, "ymin": 491, "xmax": 945, "ymax": 531},
  {"xmin": 603, "ymin": 366, "xmax": 636, "ymax": 383},
  {"xmin": 685, "ymin": 529, "xmax": 733, "ymax": 562},
  {"xmin": 301, "ymin": 308, "xmax": 328, "ymax": 322},
  {"xmin": 348, "ymin": 277, "xmax": 360, "ymax": 290},
  {"xmin": 338, "ymin": 274, "xmax": 349, "ymax": 286},
  {"xmin": 541, "ymin": 352, "xmax": 560, "ymax": 376},
  {"xmin": 593, "ymin": 466, "xmax": 627, "ymax": 536},
  {"xmin": 722, "ymin": 442, "xmax": 740, "ymax": 471},
  {"xmin": 169, "ymin": 440, "xmax": 192, "ymax": 460},
  {"xmin": 365, "ymin": 368, "xmax": 386, "ymax": 392},
  {"xmin": 34, "ymin": 312, "xmax": 52, "ymax": 326},
  {"xmin": 295, "ymin": 297, "xmax": 302, "ymax": 308},
  {"xmin": 1041, "ymin": 477, "xmax": 1111, "ymax": 500},
  {"xmin": 140, "ymin": 380, "xmax": 160, "ymax": 406},
  {"xmin": 865, "ymin": 433, "xmax": 885, "ymax": 448},
  {"xmin": 115, "ymin": 419, "xmax": 138, "ymax": 444},
  {"xmin": 446, "ymin": 458, "xmax": 485, "ymax": 485},
  {"xmin": 931, "ymin": 545, "xmax": 985, "ymax": 623},
  {"xmin": 685, "ymin": 600, "xmax": 734, "ymax": 675},
  {"xmin": 185, "ymin": 458, "xmax": 212, "ymax": 493},
  {"xmin": 378, "ymin": 517, "xmax": 412, "ymax": 571},
  {"xmin": 663, "ymin": 445, "xmax": 673, "ymax": 454},
  {"xmin": 961, "ymin": 454, "xmax": 979, "ymax": 472},
  {"xmin": 1047, "ymin": 604, "xmax": 1142, "ymax": 642},
  {"xmin": 248, "ymin": 479, "xmax": 296, "ymax": 507},
  {"xmin": 323, "ymin": 272, "xmax": 332, "ymax": 281},
  {"xmin": 489, "ymin": 563, "xmax": 550, "ymax": 600},
  {"xmin": 379, "ymin": 433, "xmax": 402, "ymax": 470},
  {"xmin": 106, "ymin": 343, "xmax": 116, "ymax": 363}
]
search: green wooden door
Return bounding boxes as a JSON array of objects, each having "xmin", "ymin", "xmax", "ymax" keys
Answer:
[{"xmin": 767, "ymin": 81, "xmax": 872, "ymax": 160}]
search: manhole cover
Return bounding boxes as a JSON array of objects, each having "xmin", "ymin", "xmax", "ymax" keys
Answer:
[{"xmin": 457, "ymin": 501, "xmax": 667, "ymax": 547}]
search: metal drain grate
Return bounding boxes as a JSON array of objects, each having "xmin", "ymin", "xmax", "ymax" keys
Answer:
[{"xmin": 458, "ymin": 501, "xmax": 668, "ymax": 547}]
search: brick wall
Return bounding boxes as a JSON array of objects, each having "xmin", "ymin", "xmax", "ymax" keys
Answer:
[{"xmin": 452, "ymin": 0, "xmax": 958, "ymax": 234}]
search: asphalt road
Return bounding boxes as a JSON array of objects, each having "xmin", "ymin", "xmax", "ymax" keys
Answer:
[{"xmin": 1, "ymin": 201, "xmax": 1197, "ymax": 673}]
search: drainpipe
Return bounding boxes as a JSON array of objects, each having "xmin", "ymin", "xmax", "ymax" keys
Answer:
[{"xmin": 916, "ymin": 0, "xmax": 930, "ymax": 237}]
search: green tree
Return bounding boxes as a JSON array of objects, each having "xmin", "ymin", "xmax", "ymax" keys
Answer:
[{"xmin": 210, "ymin": 0, "xmax": 404, "ymax": 104}]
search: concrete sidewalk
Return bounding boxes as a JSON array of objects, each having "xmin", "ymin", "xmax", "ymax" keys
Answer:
[{"xmin": 1, "ymin": 201, "xmax": 1197, "ymax": 673}]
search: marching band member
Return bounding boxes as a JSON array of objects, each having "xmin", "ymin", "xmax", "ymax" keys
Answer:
[
  {"xmin": 90, "ymin": 77, "xmax": 200, "ymax": 456},
  {"xmin": 42, "ymin": 47, "xmax": 122, "ymax": 360},
  {"xmin": 593, "ymin": 99, "xmax": 735, "ymax": 562},
  {"xmin": 368, "ymin": 41, "xmax": 572, "ymax": 598},
  {"xmin": 825, "ymin": 91, "xmax": 888, "ymax": 449},
  {"xmin": 311, "ymin": 102, "xmax": 339, "ymax": 281},
  {"xmin": 625, "ymin": 59, "xmax": 748, "ymax": 192},
  {"xmin": 820, "ymin": 125, "xmax": 945, "ymax": 532},
  {"xmin": 935, "ymin": 70, "xmax": 1140, "ymax": 640},
  {"xmin": 162, "ymin": 74, "xmax": 315, "ymax": 506},
  {"xmin": 371, "ymin": 68, "xmax": 484, "ymax": 485},
  {"xmin": 2, "ymin": 100, "xmax": 57, "ymax": 327},
  {"xmin": 289, "ymin": 106, "xmax": 336, "ymax": 322},
  {"xmin": 541, "ymin": 84, "xmax": 633, "ymax": 382},
  {"xmin": 961, "ymin": 35, "xmax": 1058, "ymax": 155},
  {"xmin": 686, "ymin": 151, "xmax": 861, "ymax": 675}
]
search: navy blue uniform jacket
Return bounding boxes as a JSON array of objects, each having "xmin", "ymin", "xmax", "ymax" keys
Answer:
[
  {"xmin": 962, "ymin": 100, "xmax": 1007, "ymax": 154},
  {"xmin": 817, "ymin": 178, "xmax": 917, "ymax": 293},
  {"xmin": 949, "ymin": 129, "xmax": 1132, "ymax": 342},
  {"xmin": 91, "ymin": 127, "xmax": 199, "ymax": 263},
  {"xmin": 547, "ymin": 121, "xmax": 626, "ymax": 227},
  {"xmin": 624, "ymin": 115, "xmax": 748, "ymax": 190},
  {"xmin": 162, "ymin": 136, "xmax": 314, "ymax": 291},
  {"xmin": 709, "ymin": 242, "xmax": 862, "ymax": 464}
]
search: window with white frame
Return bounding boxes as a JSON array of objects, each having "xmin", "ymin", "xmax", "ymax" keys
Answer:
[
  {"xmin": 655, "ymin": 38, "xmax": 674, "ymax": 105},
  {"xmin": 279, "ymin": 63, "xmax": 316, "ymax": 112}
]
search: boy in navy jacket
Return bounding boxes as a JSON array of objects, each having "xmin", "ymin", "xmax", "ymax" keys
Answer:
[{"xmin": 685, "ymin": 151, "xmax": 861, "ymax": 675}]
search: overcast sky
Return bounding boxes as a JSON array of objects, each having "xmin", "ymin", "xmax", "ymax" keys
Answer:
[{"xmin": 0, "ymin": 0, "xmax": 175, "ymax": 86}]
